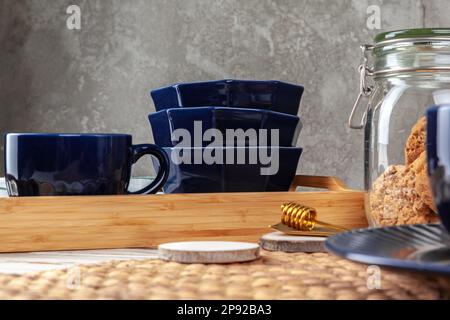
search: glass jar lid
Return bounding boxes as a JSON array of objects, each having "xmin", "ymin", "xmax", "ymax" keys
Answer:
[
  {"xmin": 349, "ymin": 28, "xmax": 450, "ymax": 129},
  {"xmin": 371, "ymin": 28, "xmax": 450, "ymax": 78}
]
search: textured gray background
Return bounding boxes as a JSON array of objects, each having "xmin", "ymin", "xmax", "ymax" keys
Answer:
[{"xmin": 0, "ymin": 0, "xmax": 447, "ymax": 188}]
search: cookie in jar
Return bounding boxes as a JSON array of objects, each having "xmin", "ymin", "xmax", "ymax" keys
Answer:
[{"xmin": 368, "ymin": 118, "xmax": 439, "ymax": 226}]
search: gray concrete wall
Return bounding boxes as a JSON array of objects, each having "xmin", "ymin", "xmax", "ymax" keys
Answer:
[{"xmin": 0, "ymin": 0, "xmax": 447, "ymax": 188}]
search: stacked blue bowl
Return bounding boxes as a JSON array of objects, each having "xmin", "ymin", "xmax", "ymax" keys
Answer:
[{"xmin": 149, "ymin": 79, "xmax": 304, "ymax": 193}]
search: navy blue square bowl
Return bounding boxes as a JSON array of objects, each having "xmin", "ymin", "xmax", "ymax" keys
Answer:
[
  {"xmin": 150, "ymin": 79, "xmax": 304, "ymax": 116},
  {"xmin": 153, "ymin": 146, "xmax": 302, "ymax": 193},
  {"xmin": 148, "ymin": 107, "xmax": 302, "ymax": 147}
]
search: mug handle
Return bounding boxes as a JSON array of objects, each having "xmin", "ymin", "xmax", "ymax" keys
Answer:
[{"xmin": 128, "ymin": 144, "xmax": 169, "ymax": 195}]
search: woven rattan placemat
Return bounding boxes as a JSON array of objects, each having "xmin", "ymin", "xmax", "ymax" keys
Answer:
[{"xmin": 0, "ymin": 251, "xmax": 448, "ymax": 300}]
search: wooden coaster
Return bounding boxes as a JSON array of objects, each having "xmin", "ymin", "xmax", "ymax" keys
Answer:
[
  {"xmin": 260, "ymin": 232, "xmax": 326, "ymax": 253},
  {"xmin": 158, "ymin": 241, "xmax": 260, "ymax": 264}
]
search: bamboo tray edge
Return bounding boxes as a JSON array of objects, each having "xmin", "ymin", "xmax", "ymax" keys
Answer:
[{"xmin": 0, "ymin": 175, "xmax": 367, "ymax": 253}]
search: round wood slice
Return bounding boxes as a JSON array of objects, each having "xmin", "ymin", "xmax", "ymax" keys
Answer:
[
  {"xmin": 260, "ymin": 232, "xmax": 327, "ymax": 253},
  {"xmin": 158, "ymin": 241, "xmax": 260, "ymax": 264}
]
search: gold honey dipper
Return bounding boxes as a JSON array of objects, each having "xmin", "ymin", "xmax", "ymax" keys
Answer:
[{"xmin": 270, "ymin": 202, "xmax": 349, "ymax": 236}]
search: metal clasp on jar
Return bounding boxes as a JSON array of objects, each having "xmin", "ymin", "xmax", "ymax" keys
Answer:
[{"xmin": 348, "ymin": 44, "xmax": 374, "ymax": 129}]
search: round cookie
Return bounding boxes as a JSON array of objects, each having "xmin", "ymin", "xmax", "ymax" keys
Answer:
[
  {"xmin": 405, "ymin": 116, "xmax": 426, "ymax": 166},
  {"xmin": 370, "ymin": 165, "xmax": 408, "ymax": 226},
  {"xmin": 370, "ymin": 164, "xmax": 437, "ymax": 226},
  {"xmin": 410, "ymin": 152, "xmax": 437, "ymax": 213}
]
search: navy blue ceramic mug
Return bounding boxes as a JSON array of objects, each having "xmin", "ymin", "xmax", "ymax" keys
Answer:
[
  {"xmin": 426, "ymin": 105, "xmax": 450, "ymax": 233},
  {"xmin": 4, "ymin": 133, "xmax": 169, "ymax": 196}
]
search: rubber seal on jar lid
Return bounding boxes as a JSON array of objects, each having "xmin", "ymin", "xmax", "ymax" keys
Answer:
[{"xmin": 374, "ymin": 28, "xmax": 450, "ymax": 44}]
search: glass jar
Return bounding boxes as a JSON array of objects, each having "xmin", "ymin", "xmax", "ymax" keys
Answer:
[{"xmin": 349, "ymin": 28, "xmax": 450, "ymax": 227}]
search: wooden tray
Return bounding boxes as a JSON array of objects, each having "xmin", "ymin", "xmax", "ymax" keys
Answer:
[{"xmin": 0, "ymin": 175, "xmax": 367, "ymax": 253}]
